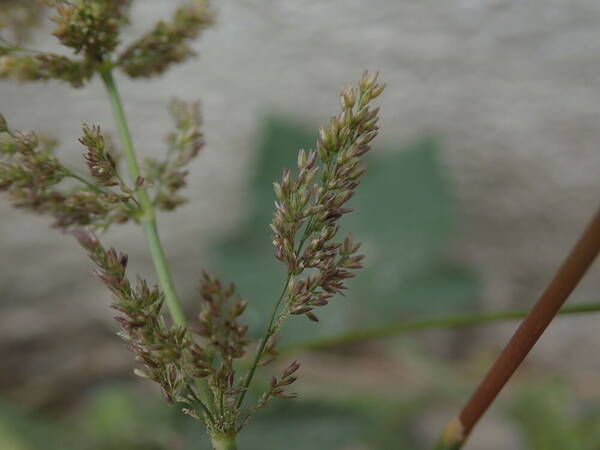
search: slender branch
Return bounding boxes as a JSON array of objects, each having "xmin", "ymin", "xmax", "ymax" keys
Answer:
[
  {"xmin": 279, "ymin": 301, "xmax": 600, "ymax": 357},
  {"xmin": 236, "ymin": 197, "xmax": 323, "ymax": 410},
  {"xmin": 62, "ymin": 167, "xmax": 105, "ymax": 194},
  {"xmin": 63, "ymin": 167, "xmax": 139, "ymax": 211},
  {"xmin": 436, "ymin": 205, "xmax": 600, "ymax": 449},
  {"xmin": 236, "ymin": 275, "xmax": 291, "ymax": 409},
  {"xmin": 152, "ymin": 139, "xmax": 176, "ymax": 203},
  {"xmin": 99, "ymin": 68, "xmax": 187, "ymax": 328},
  {"xmin": 186, "ymin": 385, "xmax": 216, "ymax": 425},
  {"xmin": 0, "ymin": 36, "xmax": 43, "ymax": 55}
]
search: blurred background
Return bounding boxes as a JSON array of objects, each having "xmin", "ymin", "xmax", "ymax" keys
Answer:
[{"xmin": 1, "ymin": 1, "xmax": 600, "ymax": 449}]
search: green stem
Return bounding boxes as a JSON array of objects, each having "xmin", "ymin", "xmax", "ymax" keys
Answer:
[
  {"xmin": 279, "ymin": 301, "xmax": 600, "ymax": 356},
  {"xmin": 99, "ymin": 68, "xmax": 186, "ymax": 328},
  {"xmin": 63, "ymin": 168, "xmax": 105, "ymax": 194},
  {"xmin": 141, "ymin": 218, "xmax": 186, "ymax": 325},
  {"xmin": 210, "ymin": 434, "xmax": 237, "ymax": 450},
  {"xmin": 237, "ymin": 213, "xmax": 319, "ymax": 409},
  {"xmin": 236, "ymin": 275, "xmax": 291, "ymax": 409},
  {"xmin": 100, "ymin": 67, "xmax": 217, "ymax": 416},
  {"xmin": 186, "ymin": 385, "xmax": 216, "ymax": 425},
  {"xmin": 63, "ymin": 167, "xmax": 139, "ymax": 212}
]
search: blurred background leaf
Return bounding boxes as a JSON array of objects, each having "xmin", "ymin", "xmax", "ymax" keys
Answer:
[
  {"xmin": 508, "ymin": 382, "xmax": 600, "ymax": 450},
  {"xmin": 208, "ymin": 117, "xmax": 482, "ymax": 343},
  {"xmin": 0, "ymin": 383, "xmax": 425, "ymax": 450}
]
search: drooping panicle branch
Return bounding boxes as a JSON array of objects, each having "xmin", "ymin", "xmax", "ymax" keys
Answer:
[
  {"xmin": 51, "ymin": 0, "xmax": 130, "ymax": 63},
  {"xmin": 0, "ymin": 0, "xmax": 214, "ymax": 87},
  {"xmin": 74, "ymin": 230, "xmax": 183, "ymax": 402},
  {"xmin": 73, "ymin": 230, "xmax": 222, "ymax": 427},
  {"xmin": 0, "ymin": 117, "xmax": 135, "ymax": 229},
  {"xmin": 192, "ymin": 272, "xmax": 251, "ymax": 431},
  {"xmin": 144, "ymin": 98, "xmax": 206, "ymax": 210},
  {"xmin": 117, "ymin": 0, "xmax": 215, "ymax": 78}
]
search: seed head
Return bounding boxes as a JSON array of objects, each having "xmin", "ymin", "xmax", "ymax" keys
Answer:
[
  {"xmin": 51, "ymin": 0, "xmax": 129, "ymax": 62},
  {"xmin": 146, "ymin": 99, "xmax": 205, "ymax": 211},
  {"xmin": 118, "ymin": 0, "xmax": 215, "ymax": 78},
  {"xmin": 270, "ymin": 71, "xmax": 383, "ymax": 322},
  {"xmin": 81, "ymin": 125, "xmax": 119, "ymax": 186}
]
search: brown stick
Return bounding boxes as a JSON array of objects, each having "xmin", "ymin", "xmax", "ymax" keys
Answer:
[{"xmin": 438, "ymin": 205, "xmax": 600, "ymax": 449}]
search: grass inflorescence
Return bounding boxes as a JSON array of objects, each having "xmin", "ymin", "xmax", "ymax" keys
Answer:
[{"xmin": 0, "ymin": 2, "xmax": 384, "ymax": 448}]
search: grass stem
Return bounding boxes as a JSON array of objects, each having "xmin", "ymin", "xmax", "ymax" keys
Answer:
[
  {"xmin": 99, "ymin": 68, "xmax": 187, "ymax": 328},
  {"xmin": 280, "ymin": 301, "xmax": 600, "ymax": 356},
  {"xmin": 210, "ymin": 433, "xmax": 237, "ymax": 450},
  {"xmin": 99, "ymin": 68, "xmax": 217, "ymax": 417},
  {"xmin": 434, "ymin": 205, "xmax": 600, "ymax": 448}
]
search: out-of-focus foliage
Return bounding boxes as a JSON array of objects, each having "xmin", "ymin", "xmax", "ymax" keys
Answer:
[
  {"xmin": 208, "ymin": 117, "xmax": 481, "ymax": 342},
  {"xmin": 3, "ymin": 379, "xmax": 600, "ymax": 449},
  {"xmin": 0, "ymin": 383, "xmax": 422, "ymax": 449},
  {"xmin": 509, "ymin": 382, "xmax": 600, "ymax": 450}
]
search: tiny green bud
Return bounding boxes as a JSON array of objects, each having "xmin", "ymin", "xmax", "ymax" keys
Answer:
[
  {"xmin": 283, "ymin": 360, "xmax": 300, "ymax": 378},
  {"xmin": 318, "ymin": 126, "xmax": 329, "ymax": 146},
  {"xmin": 273, "ymin": 182, "xmax": 285, "ymax": 201},
  {"xmin": 305, "ymin": 311, "xmax": 319, "ymax": 322},
  {"xmin": 134, "ymin": 368, "xmax": 151, "ymax": 379},
  {"xmin": 340, "ymin": 109, "xmax": 352, "ymax": 127},
  {"xmin": 359, "ymin": 69, "xmax": 379, "ymax": 92},
  {"xmin": 304, "ymin": 167, "xmax": 318, "ymax": 187},
  {"xmin": 297, "ymin": 148, "xmax": 307, "ymax": 169},
  {"xmin": 349, "ymin": 165, "xmax": 368, "ymax": 180},
  {"xmin": 340, "ymin": 85, "xmax": 356, "ymax": 109},
  {"xmin": 281, "ymin": 168, "xmax": 291, "ymax": 194},
  {"xmin": 370, "ymin": 82, "xmax": 386, "ymax": 99},
  {"xmin": 317, "ymin": 142, "xmax": 329, "ymax": 161}
]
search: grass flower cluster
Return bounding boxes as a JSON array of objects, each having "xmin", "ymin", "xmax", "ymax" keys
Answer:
[
  {"xmin": 0, "ymin": 2, "xmax": 384, "ymax": 448},
  {"xmin": 1, "ymin": 2, "xmax": 599, "ymax": 450}
]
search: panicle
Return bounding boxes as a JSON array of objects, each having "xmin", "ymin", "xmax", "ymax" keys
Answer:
[
  {"xmin": 195, "ymin": 271, "xmax": 249, "ymax": 363},
  {"xmin": 144, "ymin": 98, "xmax": 205, "ymax": 211},
  {"xmin": 74, "ymin": 231, "xmax": 219, "ymax": 414},
  {"xmin": 0, "ymin": 121, "xmax": 135, "ymax": 229},
  {"xmin": 1, "ymin": 1, "xmax": 212, "ymax": 87},
  {"xmin": 81, "ymin": 124, "xmax": 119, "ymax": 186},
  {"xmin": 0, "ymin": 53, "xmax": 94, "ymax": 88},
  {"xmin": 243, "ymin": 72, "xmax": 384, "ymax": 427},
  {"xmin": 189, "ymin": 271, "xmax": 251, "ymax": 427},
  {"xmin": 240, "ymin": 359, "xmax": 301, "ymax": 429},
  {"xmin": 1, "ymin": 0, "xmax": 386, "ymax": 434},
  {"xmin": 118, "ymin": 0, "xmax": 215, "ymax": 78},
  {"xmin": 270, "ymin": 71, "xmax": 383, "ymax": 323},
  {"xmin": 51, "ymin": 0, "xmax": 130, "ymax": 62}
]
